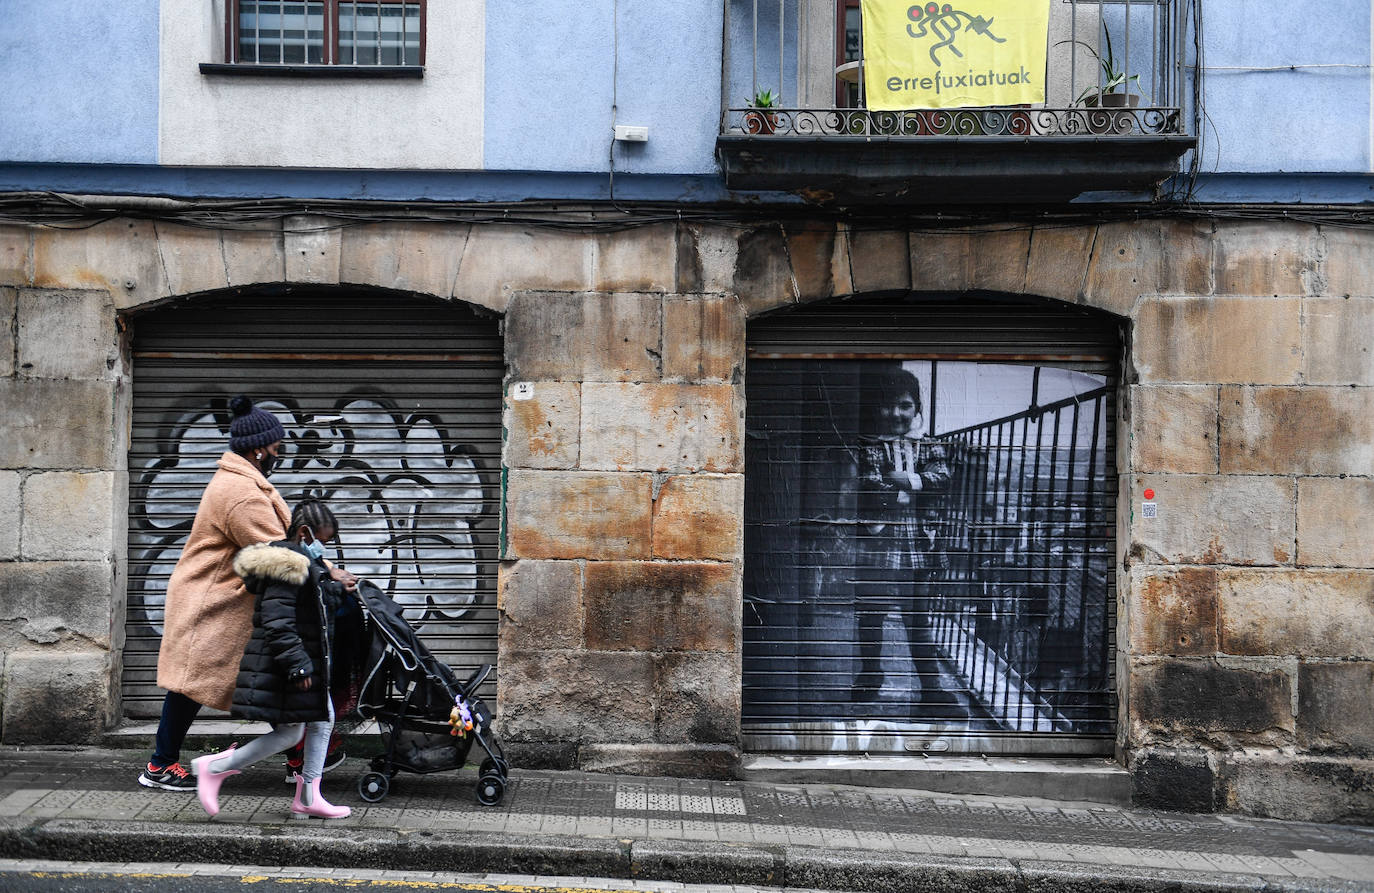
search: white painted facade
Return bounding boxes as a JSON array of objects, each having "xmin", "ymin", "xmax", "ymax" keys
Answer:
[{"xmin": 158, "ymin": 0, "xmax": 484, "ymax": 169}]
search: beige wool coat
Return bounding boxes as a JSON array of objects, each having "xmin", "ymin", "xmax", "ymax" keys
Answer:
[{"xmin": 156, "ymin": 450, "xmax": 291, "ymax": 711}]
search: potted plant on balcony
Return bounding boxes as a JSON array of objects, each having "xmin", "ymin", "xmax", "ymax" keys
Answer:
[
  {"xmin": 744, "ymin": 88, "xmax": 780, "ymax": 135},
  {"xmin": 1058, "ymin": 28, "xmax": 1142, "ymax": 134}
]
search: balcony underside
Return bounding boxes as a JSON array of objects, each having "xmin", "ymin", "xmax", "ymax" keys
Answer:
[{"xmin": 717, "ymin": 134, "xmax": 1197, "ymax": 204}]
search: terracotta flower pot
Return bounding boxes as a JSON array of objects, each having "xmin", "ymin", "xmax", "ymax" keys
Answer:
[
  {"xmin": 1082, "ymin": 92, "xmax": 1141, "ymax": 134},
  {"xmin": 744, "ymin": 110, "xmax": 778, "ymax": 135}
]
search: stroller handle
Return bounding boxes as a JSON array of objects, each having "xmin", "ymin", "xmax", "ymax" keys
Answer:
[{"xmin": 463, "ymin": 663, "xmax": 492, "ymax": 695}]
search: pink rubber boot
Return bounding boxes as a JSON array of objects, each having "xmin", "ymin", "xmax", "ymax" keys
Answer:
[
  {"xmin": 191, "ymin": 745, "xmax": 240, "ymax": 817},
  {"xmin": 290, "ymin": 775, "xmax": 351, "ymax": 820}
]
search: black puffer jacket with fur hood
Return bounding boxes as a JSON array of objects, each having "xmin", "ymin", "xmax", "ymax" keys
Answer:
[{"xmin": 230, "ymin": 540, "xmax": 343, "ymax": 724}]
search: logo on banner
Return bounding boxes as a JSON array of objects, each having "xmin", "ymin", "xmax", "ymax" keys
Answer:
[
  {"xmin": 907, "ymin": 2, "xmax": 1005, "ymax": 67},
  {"xmin": 861, "ymin": 0, "xmax": 1050, "ymax": 110}
]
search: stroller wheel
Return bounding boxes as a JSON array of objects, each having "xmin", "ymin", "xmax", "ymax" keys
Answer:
[
  {"xmin": 479, "ymin": 757, "xmax": 507, "ymax": 780},
  {"xmin": 358, "ymin": 771, "xmax": 390, "ymax": 803},
  {"xmin": 476, "ymin": 771, "xmax": 505, "ymax": 806}
]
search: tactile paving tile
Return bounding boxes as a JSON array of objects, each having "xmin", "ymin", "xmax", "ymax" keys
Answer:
[
  {"xmin": 711, "ymin": 796, "xmax": 746, "ymax": 816},
  {"xmin": 647, "ymin": 792, "xmax": 679, "ymax": 812},
  {"xmin": 680, "ymin": 794, "xmax": 713, "ymax": 814}
]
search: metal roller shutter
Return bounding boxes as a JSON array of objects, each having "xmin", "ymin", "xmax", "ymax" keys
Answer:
[
  {"xmin": 743, "ymin": 294, "xmax": 1121, "ymax": 756},
  {"xmin": 123, "ymin": 290, "xmax": 503, "ymax": 717}
]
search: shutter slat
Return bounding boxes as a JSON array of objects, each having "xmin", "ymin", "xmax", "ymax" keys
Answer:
[{"xmin": 124, "ymin": 294, "xmax": 503, "ymax": 719}]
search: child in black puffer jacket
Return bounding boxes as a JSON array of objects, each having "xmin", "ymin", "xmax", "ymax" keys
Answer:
[{"xmin": 191, "ymin": 499, "xmax": 360, "ymax": 820}]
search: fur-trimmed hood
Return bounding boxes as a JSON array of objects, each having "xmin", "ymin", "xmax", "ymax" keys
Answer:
[{"xmin": 233, "ymin": 542, "xmax": 311, "ymax": 586}]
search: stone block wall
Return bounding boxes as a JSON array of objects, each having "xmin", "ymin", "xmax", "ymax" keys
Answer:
[
  {"xmin": 1, "ymin": 213, "xmax": 1371, "ymax": 820},
  {"xmin": 499, "ymin": 289, "xmax": 746, "ymax": 775},
  {"xmin": 0, "ymin": 254, "xmax": 126, "ymax": 742},
  {"xmin": 1122, "ymin": 235, "xmax": 1374, "ymax": 824}
]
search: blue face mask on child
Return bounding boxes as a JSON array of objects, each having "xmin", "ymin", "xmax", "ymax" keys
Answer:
[{"xmin": 302, "ymin": 529, "xmax": 327, "ymax": 561}]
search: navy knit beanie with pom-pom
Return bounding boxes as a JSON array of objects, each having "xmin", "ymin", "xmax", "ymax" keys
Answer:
[{"xmin": 228, "ymin": 395, "xmax": 286, "ymax": 453}]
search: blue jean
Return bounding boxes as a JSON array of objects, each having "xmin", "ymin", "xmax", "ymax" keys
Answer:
[{"xmin": 151, "ymin": 690, "xmax": 202, "ymax": 767}]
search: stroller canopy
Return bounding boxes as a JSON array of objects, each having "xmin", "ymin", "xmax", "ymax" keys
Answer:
[{"xmin": 354, "ymin": 580, "xmax": 466, "ymax": 718}]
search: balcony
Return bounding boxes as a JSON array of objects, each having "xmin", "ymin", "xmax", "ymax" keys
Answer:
[{"xmin": 717, "ymin": 0, "xmax": 1198, "ymax": 204}]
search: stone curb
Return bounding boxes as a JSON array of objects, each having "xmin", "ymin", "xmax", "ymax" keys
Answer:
[{"xmin": 1, "ymin": 817, "xmax": 1366, "ymax": 893}]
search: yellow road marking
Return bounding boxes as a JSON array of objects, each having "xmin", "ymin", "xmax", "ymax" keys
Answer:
[{"xmin": 27, "ymin": 872, "xmax": 625, "ymax": 893}]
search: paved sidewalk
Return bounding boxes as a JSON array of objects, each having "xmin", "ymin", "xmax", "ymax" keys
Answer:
[{"xmin": 0, "ymin": 747, "xmax": 1371, "ymax": 892}]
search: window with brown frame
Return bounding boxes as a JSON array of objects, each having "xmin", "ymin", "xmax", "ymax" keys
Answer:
[
  {"xmin": 227, "ymin": 0, "xmax": 425, "ymax": 67},
  {"xmin": 835, "ymin": 0, "xmax": 861, "ymax": 107}
]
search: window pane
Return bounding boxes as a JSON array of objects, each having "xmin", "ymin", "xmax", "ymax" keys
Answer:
[
  {"xmin": 238, "ymin": 0, "xmax": 324, "ymax": 64},
  {"xmin": 339, "ymin": 7, "xmax": 355, "ymax": 63},
  {"xmin": 844, "ymin": 8, "xmax": 861, "ymax": 63},
  {"xmin": 338, "ymin": 1, "xmax": 420, "ymax": 65},
  {"xmin": 405, "ymin": 3, "xmax": 420, "ymax": 64}
]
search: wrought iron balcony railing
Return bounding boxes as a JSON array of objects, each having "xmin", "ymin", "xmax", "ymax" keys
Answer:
[
  {"xmin": 722, "ymin": 0, "xmax": 1194, "ymax": 140},
  {"xmin": 717, "ymin": 0, "xmax": 1197, "ymax": 202},
  {"xmin": 725, "ymin": 104, "xmax": 1182, "ymax": 138}
]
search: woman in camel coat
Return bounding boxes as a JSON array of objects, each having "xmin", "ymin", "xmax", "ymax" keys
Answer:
[
  {"xmin": 139, "ymin": 395, "xmax": 294, "ymax": 791},
  {"xmin": 157, "ymin": 450, "xmax": 293, "ymax": 711}
]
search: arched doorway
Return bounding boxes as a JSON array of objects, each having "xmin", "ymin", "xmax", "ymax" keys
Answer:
[
  {"xmin": 743, "ymin": 293, "xmax": 1122, "ymax": 756},
  {"xmin": 121, "ymin": 288, "xmax": 503, "ymax": 717}
]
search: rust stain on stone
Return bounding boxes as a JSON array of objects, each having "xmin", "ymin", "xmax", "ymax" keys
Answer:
[
  {"xmin": 34, "ymin": 266, "xmax": 107, "ymax": 290},
  {"xmin": 507, "ymin": 473, "xmax": 651, "ymax": 560},
  {"xmin": 583, "ymin": 561, "xmax": 737, "ymax": 652},
  {"xmin": 1227, "ymin": 387, "xmax": 1366, "ymax": 474},
  {"xmin": 518, "ymin": 401, "xmax": 556, "ymax": 457},
  {"xmin": 652, "ymin": 476, "xmax": 741, "ymax": 561},
  {"xmin": 1267, "ymin": 389, "xmax": 1350, "ymax": 466},
  {"xmin": 1136, "ymin": 568, "xmax": 1217, "ymax": 656}
]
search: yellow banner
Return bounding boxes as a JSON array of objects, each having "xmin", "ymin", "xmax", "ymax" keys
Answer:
[{"xmin": 860, "ymin": 0, "xmax": 1050, "ymax": 110}]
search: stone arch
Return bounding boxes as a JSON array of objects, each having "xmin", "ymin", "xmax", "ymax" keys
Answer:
[
  {"xmin": 739, "ymin": 283, "xmax": 1126, "ymax": 757},
  {"xmin": 736, "ymin": 222, "xmax": 1155, "ymax": 323},
  {"xmin": 115, "ymin": 283, "xmax": 506, "ymax": 718},
  {"xmin": 80, "ymin": 219, "xmax": 498, "ymax": 317}
]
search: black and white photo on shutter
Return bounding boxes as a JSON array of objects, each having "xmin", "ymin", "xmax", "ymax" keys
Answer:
[{"xmin": 744, "ymin": 358, "xmax": 1115, "ymax": 744}]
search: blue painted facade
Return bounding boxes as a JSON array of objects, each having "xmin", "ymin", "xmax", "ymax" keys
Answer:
[
  {"xmin": 0, "ymin": 0, "xmax": 1370, "ymax": 202},
  {"xmin": 1202, "ymin": 0, "xmax": 1371, "ymax": 174},
  {"xmin": 0, "ymin": 0, "xmax": 160, "ymax": 165},
  {"xmin": 483, "ymin": 0, "xmax": 723, "ymax": 176}
]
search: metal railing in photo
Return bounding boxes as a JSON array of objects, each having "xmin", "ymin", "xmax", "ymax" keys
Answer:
[{"xmin": 931, "ymin": 384, "xmax": 1116, "ymax": 735}]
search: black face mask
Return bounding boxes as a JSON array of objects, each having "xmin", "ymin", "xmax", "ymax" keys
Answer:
[{"xmin": 258, "ymin": 451, "xmax": 279, "ymax": 478}]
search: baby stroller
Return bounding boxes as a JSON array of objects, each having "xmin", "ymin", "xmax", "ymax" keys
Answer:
[{"xmin": 351, "ymin": 580, "xmax": 509, "ymax": 805}]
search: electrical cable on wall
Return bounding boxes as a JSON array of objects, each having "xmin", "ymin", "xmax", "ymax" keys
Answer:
[
  {"xmin": 12, "ymin": 191, "xmax": 1374, "ymax": 237},
  {"xmin": 607, "ymin": 0, "xmax": 629, "ymax": 213}
]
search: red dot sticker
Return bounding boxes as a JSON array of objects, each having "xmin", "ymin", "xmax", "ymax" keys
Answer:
[{"xmin": 1143, "ymin": 488, "xmax": 1155, "ymax": 500}]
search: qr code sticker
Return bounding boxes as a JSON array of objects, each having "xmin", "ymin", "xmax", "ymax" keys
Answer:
[{"xmin": 1142, "ymin": 501, "xmax": 1158, "ymax": 519}]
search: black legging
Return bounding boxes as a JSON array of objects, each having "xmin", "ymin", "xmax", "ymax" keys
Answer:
[
  {"xmin": 151, "ymin": 690, "xmax": 202, "ymax": 767},
  {"xmin": 852, "ymin": 575, "xmax": 937, "ymax": 703}
]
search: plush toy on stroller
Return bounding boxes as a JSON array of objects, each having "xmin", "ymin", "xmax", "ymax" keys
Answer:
[{"xmin": 351, "ymin": 580, "xmax": 509, "ymax": 805}]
